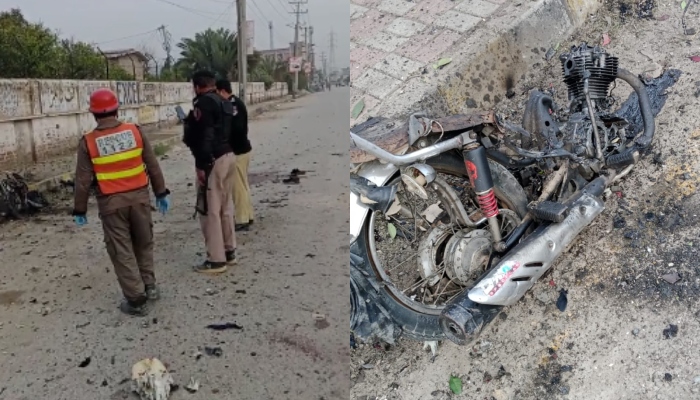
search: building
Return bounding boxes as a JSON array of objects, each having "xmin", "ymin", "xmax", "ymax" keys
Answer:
[
  {"xmin": 257, "ymin": 41, "xmax": 308, "ymax": 63},
  {"xmin": 102, "ymin": 49, "xmax": 149, "ymax": 81}
]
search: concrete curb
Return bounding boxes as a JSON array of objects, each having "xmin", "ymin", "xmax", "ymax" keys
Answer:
[
  {"xmin": 26, "ymin": 95, "xmax": 297, "ymax": 193},
  {"xmin": 350, "ymin": 0, "xmax": 600, "ymax": 125}
]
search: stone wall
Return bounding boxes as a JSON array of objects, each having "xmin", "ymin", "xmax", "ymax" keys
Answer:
[{"xmin": 0, "ymin": 79, "xmax": 288, "ymax": 168}]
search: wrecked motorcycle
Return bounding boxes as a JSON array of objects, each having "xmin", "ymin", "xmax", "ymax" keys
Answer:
[{"xmin": 349, "ymin": 43, "xmax": 680, "ymax": 349}]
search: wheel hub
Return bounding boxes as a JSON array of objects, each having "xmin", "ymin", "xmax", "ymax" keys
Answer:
[{"xmin": 444, "ymin": 229, "xmax": 493, "ymax": 286}]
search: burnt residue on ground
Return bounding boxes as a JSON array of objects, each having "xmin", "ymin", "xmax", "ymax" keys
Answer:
[
  {"xmin": 603, "ymin": 194, "xmax": 700, "ymax": 302},
  {"xmin": 610, "ymin": 0, "xmax": 656, "ymax": 21},
  {"xmin": 527, "ymin": 354, "xmax": 574, "ymax": 399}
]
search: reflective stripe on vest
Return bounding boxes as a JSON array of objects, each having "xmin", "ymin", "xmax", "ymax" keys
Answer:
[{"xmin": 84, "ymin": 123, "xmax": 149, "ymax": 195}]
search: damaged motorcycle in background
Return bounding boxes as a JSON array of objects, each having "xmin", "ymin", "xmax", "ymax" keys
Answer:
[
  {"xmin": 349, "ymin": 43, "xmax": 681, "ymax": 352},
  {"xmin": 0, "ymin": 173, "xmax": 48, "ymax": 219}
]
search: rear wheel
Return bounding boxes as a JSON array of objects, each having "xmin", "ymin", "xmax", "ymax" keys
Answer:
[{"xmin": 352, "ymin": 155, "xmax": 528, "ymax": 341}]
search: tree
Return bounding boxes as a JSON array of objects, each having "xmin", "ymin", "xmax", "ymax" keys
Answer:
[
  {"xmin": 0, "ymin": 8, "xmax": 134, "ymax": 80},
  {"xmin": 176, "ymin": 28, "xmax": 238, "ymax": 79},
  {"xmin": 251, "ymin": 56, "xmax": 286, "ymax": 90}
]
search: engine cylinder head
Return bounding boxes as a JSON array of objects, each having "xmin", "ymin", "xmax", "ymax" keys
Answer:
[{"xmin": 560, "ymin": 43, "xmax": 618, "ymax": 103}]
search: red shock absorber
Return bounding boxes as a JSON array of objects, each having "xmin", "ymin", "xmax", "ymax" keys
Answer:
[{"xmin": 476, "ymin": 189, "xmax": 499, "ymax": 218}]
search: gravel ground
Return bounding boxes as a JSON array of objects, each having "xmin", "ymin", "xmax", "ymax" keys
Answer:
[
  {"xmin": 350, "ymin": 2, "xmax": 700, "ymax": 399},
  {"xmin": 0, "ymin": 88, "xmax": 349, "ymax": 400}
]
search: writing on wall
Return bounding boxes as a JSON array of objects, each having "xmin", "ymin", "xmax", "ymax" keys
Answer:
[
  {"xmin": 116, "ymin": 81, "xmax": 140, "ymax": 106},
  {"xmin": 0, "ymin": 80, "xmax": 34, "ymax": 119},
  {"xmin": 162, "ymin": 83, "xmax": 193, "ymax": 104},
  {"xmin": 40, "ymin": 80, "xmax": 79, "ymax": 114},
  {"xmin": 79, "ymin": 81, "xmax": 112, "ymax": 112},
  {"xmin": 140, "ymin": 82, "xmax": 160, "ymax": 104}
]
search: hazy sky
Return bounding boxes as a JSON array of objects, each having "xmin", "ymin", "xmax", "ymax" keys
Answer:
[{"xmin": 1, "ymin": 0, "xmax": 348, "ymax": 69}]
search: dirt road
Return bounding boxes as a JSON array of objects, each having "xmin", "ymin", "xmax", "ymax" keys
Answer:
[
  {"xmin": 0, "ymin": 88, "xmax": 349, "ymax": 399},
  {"xmin": 351, "ymin": 2, "xmax": 700, "ymax": 399}
]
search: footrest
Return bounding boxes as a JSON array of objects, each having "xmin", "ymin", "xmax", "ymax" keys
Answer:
[{"xmin": 528, "ymin": 200, "xmax": 569, "ymax": 223}]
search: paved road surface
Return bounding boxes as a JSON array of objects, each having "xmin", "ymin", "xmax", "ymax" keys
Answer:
[{"xmin": 0, "ymin": 88, "xmax": 349, "ymax": 400}]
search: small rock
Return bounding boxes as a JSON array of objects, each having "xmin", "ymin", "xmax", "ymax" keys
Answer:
[
  {"xmin": 663, "ymin": 324, "xmax": 679, "ymax": 339},
  {"xmin": 632, "ymin": 328, "xmax": 640, "ymax": 336},
  {"xmin": 693, "ymin": 375, "xmax": 700, "ymax": 384},
  {"xmin": 493, "ymin": 389, "xmax": 508, "ymax": 400},
  {"xmin": 664, "ymin": 373, "xmax": 673, "ymax": 382}
]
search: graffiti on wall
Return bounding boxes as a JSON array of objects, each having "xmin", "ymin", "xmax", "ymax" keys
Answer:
[
  {"xmin": 162, "ymin": 83, "xmax": 193, "ymax": 104},
  {"xmin": 138, "ymin": 106, "xmax": 157, "ymax": 124},
  {"xmin": 40, "ymin": 80, "xmax": 79, "ymax": 114},
  {"xmin": 79, "ymin": 81, "xmax": 112, "ymax": 111},
  {"xmin": 140, "ymin": 83, "xmax": 160, "ymax": 104},
  {"xmin": 0, "ymin": 80, "xmax": 34, "ymax": 119},
  {"xmin": 116, "ymin": 81, "xmax": 140, "ymax": 106}
]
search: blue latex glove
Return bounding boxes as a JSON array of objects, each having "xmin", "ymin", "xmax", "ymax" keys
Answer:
[
  {"xmin": 73, "ymin": 215, "xmax": 87, "ymax": 226},
  {"xmin": 156, "ymin": 196, "xmax": 170, "ymax": 215}
]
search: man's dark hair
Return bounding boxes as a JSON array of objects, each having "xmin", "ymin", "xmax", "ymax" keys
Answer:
[
  {"xmin": 93, "ymin": 110, "xmax": 118, "ymax": 119},
  {"xmin": 216, "ymin": 79, "xmax": 233, "ymax": 94},
  {"xmin": 191, "ymin": 70, "xmax": 217, "ymax": 88}
]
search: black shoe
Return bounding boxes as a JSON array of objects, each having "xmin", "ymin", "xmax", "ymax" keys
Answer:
[
  {"xmin": 120, "ymin": 299, "xmax": 149, "ymax": 316},
  {"xmin": 194, "ymin": 260, "xmax": 228, "ymax": 274},
  {"xmin": 145, "ymin": 284, "xmax": 159, "ymax": 301},
  {"xmin": 235, "ymin": 223, "xmax": 250, "ymax": 231},
  {"xmin": 225, "ymin": 250, "xmax": 237, "ymax": 265}
]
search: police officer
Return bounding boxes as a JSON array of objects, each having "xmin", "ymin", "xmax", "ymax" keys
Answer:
[
  {"xmin": 183, "ymin": 70, "xmax": 237, "ymax": 274},
  {"xmin": 215, "ymin": 79, "xmax": 254, "ymax": 231},
  {"xmin": 72, "ymin": 88, "xmax": 171, "ymax": 316}
]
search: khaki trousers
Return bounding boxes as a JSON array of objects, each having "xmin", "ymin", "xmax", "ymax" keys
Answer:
[
  {"xmin": 232, "ymin": 151, "xmax": 255, "ymax": 224},
  {"xmin": 199, "ymin": 153, "xmax": 236, "ymax": 263},
  {"xmin": 101, "ymin": 203, "xmax": 155, "ymax": 303}
]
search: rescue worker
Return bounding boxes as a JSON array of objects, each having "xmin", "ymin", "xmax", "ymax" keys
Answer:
[
  {"xmin": 182, "ymin": 70, "xmax": 237, "ymax": 274},
  {"xmin": 72, "ymin": 88, "xmax": 171, "ymax": 316},
  {"xmin": 215, "ymin": 79, "xmax": 254, "ymax": 231}
]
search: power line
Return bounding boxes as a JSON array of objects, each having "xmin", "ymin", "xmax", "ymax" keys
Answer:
[
  {"xmin": 206, "ymin": 1, "xmax": 236, "ymax": 29},
  {"xmin": 259, "ymin": 0, "xmax": 294, "ymax": 23},
  {"xmin": 94, "ymin": 28, "xmax": 161, "ymax": 45},
  {"xmin": 149, "ymin": 0, "xmax": 231, "ymax": 20}
]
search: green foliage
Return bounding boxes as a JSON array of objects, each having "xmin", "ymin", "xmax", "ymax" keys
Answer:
[
  {"xmin": 0, "ymin": 8, "xmax": 135, "ymax": 80},
  {"xmin": 176, "ymin": 28, "xmax": 239, "ymax": 79}
]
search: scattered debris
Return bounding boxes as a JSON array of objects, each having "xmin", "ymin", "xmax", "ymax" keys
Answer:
[
  {"xmin": 421, "ymin": 202, "xmax": 443, "ymax": 223},
  {"xmin": 184, "ymin": 377, "xmax": 200, "ymax": 393},
  {"xmin": 663, "ymin": 324, "xmax": 679, "ymax": 339},
  {"xmin": 387, "ymin": 223, "xmax": 397, "ymax": 239},
  {"xmin": 448, "ymin": 375, "xmax": 463, "ymax": 395},
  {"xmin": 556, "ymin": 289, "xmax": 568, "ymax": 312},
  {"xmin": 204, "ymin": 346, "xmax": 223, "ymax": 357},
  {"xmin": 361, "ymin": 363, "xmax": 374, "ymax": 370},
  {"xmin": 664, "ymin": 373, "xmax": 673, "ymax": 382},
  {"xmin": 690, "ymin": 56, "xmax": 700, "ymax": 63},
  {"xmin": 131, "ymin": 358, "xmax": 174, "ymax": 400},
  {"xmin": 632, "ymin": 328, "xmax": 640, "ymax": 336},
  {"xmin": 661, "ymin": 272, "xmax": 681, "ymax": 284},
  {"xmin": 305, "ymin": 253, "xmax": 316, "ymax": 258},
  {"xmin": 205, "ymin": 322, "xmax": 243, "ymax": 331},
  {"xmin": 78, "ymin": 357, "xmax": 91, "ymax": 368},
  {"xmin": 601, "ymin": 32, "xmax": 611, "ymax": 46},
  {"xmin": 282, "ymin": 168, "xmax": 306, "ymax": 184}
]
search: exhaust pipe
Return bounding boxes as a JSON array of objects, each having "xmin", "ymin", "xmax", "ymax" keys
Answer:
[{"xmin": 439, "ymin": 177, "xmax": 607, "ymax": 345}]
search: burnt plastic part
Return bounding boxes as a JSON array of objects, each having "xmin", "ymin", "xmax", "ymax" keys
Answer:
[
  {"xmin": 560, "ymin": 43, "xmax": 619, "ymax": 103},
  {"xmin": 350, "ymin": 175, "xmax": 398, "ymax": 214},
  {"xmin": 612, "ymin": 68, "xmax": 681, "ymax": 149},
  {"xmin": 462, "ymin": 146, "xmax": 494, "ymax": 193},
  {"xmin": 503, "ymin": 216, "xmax": 534, "ymax": 250},
  {"xmin": 606, "ymin": 148, "xmax": 640, "ymax": 168},
  {"xmin": 350, "ymin": 251, "xmax": 402, "ymax": 345},
  {"xmin": 439, "ymin": 295, "xmax": 503, "ymax": 345},
  {"xmin": 521, "ymin": 90, "xmax": 562, "ymax": 150},
  {"xmin": 485, "ymin": 148, "xmax": 537, "ymax": 168},
  {"xmin": 528, "ymin": 200, "xmax": 570, "ymax": 223}
]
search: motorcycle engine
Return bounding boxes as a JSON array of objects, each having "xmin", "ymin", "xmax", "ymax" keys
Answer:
[{"xmin": 558, "ymin": 44, "xmax": 629, "ymax": 161}]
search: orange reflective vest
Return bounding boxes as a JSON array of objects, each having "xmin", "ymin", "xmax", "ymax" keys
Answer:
[{"xmin": 84, "ymin": 123, "xmax": 149, "ymax": 195}]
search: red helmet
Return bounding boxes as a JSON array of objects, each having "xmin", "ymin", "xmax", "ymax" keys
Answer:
[{"xmin": 89, "ymin": 88, "xmax": 119, "ymax": 114}]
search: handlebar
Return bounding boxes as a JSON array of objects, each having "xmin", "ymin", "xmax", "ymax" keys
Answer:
[{"xmin": 349, "ymin": 132, "xmax": 474, "ymax": 167}]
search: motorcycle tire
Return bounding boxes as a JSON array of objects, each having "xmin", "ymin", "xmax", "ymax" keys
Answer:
[{"xmin": 351, "ymin": 154, "xmax": 529, "ymax": 343}]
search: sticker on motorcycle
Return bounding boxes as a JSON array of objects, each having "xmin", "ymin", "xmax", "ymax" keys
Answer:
[
  {"xmin": 478, "ymin": 261, "xmax": 521, "ymax": 296},
  {"xmin": 465, "ymin": 161, "xmax": 478, "ymax": 186}
]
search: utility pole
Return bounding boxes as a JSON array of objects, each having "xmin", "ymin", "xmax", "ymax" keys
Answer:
[
  {"xmin": 289, "ymin": 0, "xmax": 307, "ymax": 98},
  {"xmin": 309, "ymin": 26, "xmax": 314, "ymax": 80},
  {"xmin": 157, "ymin": 25, "xmax": 173, "ymax": 70},
  {"xmin": 303, "ymin": 27, "xmax": 308, "ymax": 61},
  {"xmin": 329, "ymin": 30, "xmax": 336, "ymax": 78},
  {"xmin": 236, "ymin": 0, "xmax": 247, "ymax": 102},
  {"xmin": 321, "ymin": 51, "xmax": 327, "ymax": 78},
  {"xmin": 268, "ymin": 21, "xmax": 274, "ymax": 49}
]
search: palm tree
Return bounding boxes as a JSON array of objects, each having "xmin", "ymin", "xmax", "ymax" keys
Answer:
[{"xmin": 176, "ymin": 28, "xmax": 238, "ymax": 79}]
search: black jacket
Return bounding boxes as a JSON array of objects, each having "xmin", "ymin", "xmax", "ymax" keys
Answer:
[
  {"xmin": 228, "ymin": 95, "xmax": 251, "ymax": 155},
  {"xmin": 183, "ymin": 91, "xmax": 234, "ymax": 170}
]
